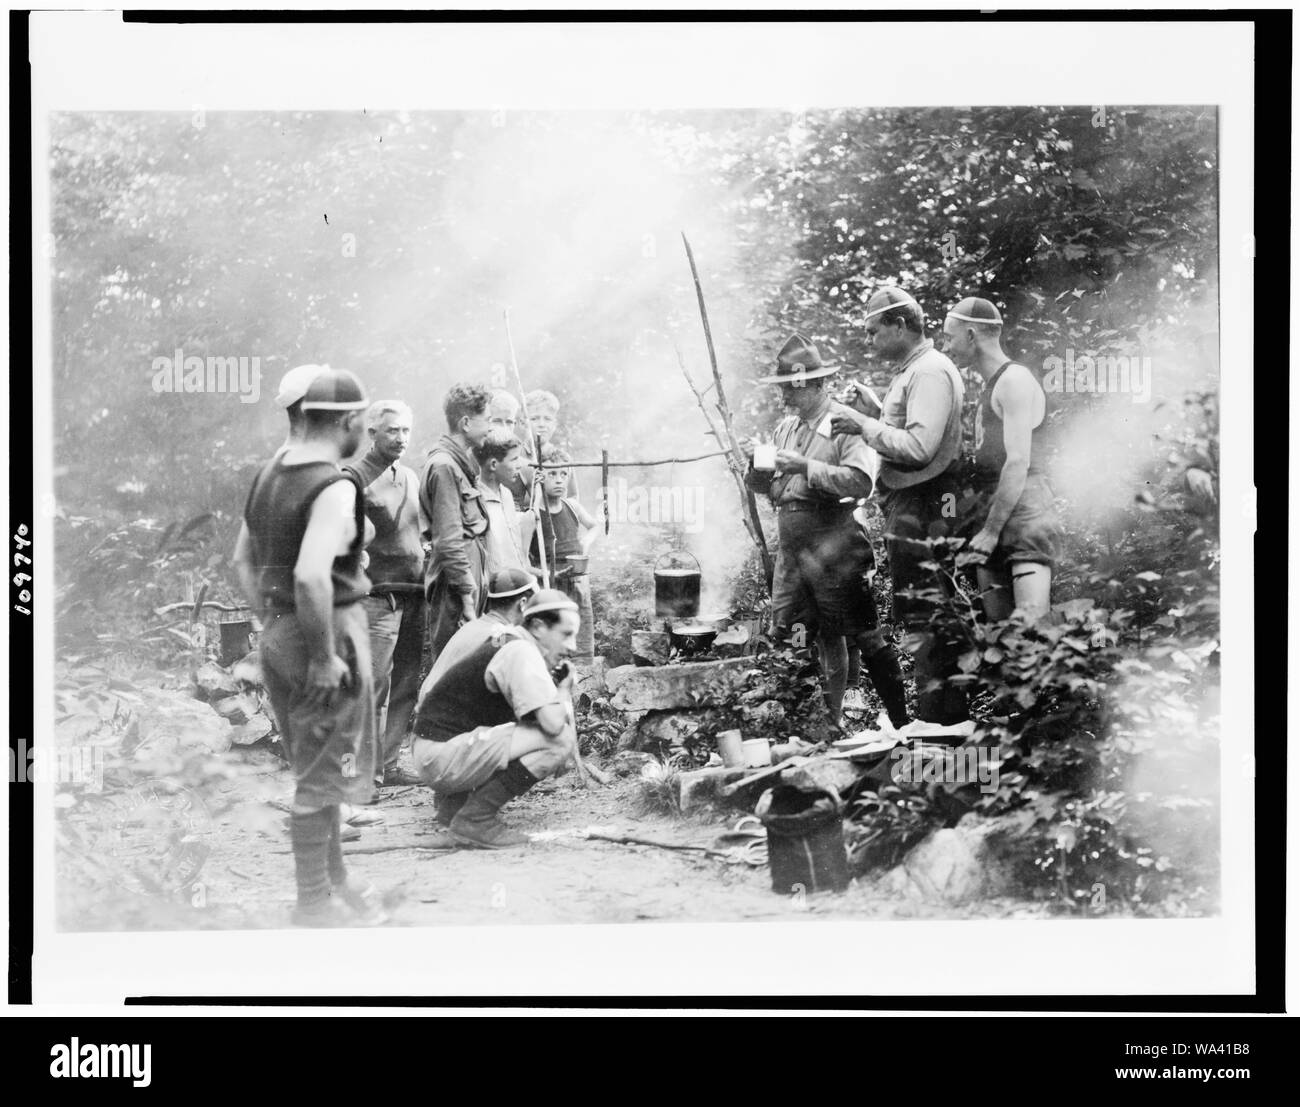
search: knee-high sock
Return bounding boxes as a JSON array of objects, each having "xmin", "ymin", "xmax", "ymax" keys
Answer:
[
  {"xmin": 818, "ymin": 634, "xmax": 849, "ymax": 716},
  {"xmin": 859, "ymin": 635, "xmax": 910, "ymax": 730},
  {"xmin": 326, "ymin": 806, "xmax": 346, "ymax": 886},
  {"xmin": 290, "ymin": 808, "xmax": 333, "ymax": 906}
]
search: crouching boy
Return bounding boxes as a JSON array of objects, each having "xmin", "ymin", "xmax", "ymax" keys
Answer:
[{"xmin": 410, "ymin": 590, "xmax": 581, "ymax": 848}]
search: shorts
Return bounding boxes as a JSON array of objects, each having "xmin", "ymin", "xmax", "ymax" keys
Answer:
[
  {"xmin": 966, "ymin": 472, "xmax": 1062, "ymax": 571},
  {"xmin": 770, "ymin": 509, "xmax": 880, "ymax": 638},
  {"xmin": 412, "ymin": 723, "xmax": 515, "ymax": 795},
  {"xmin": 260, "ymin": 603, "xmax": 377, "ymax": 809}
]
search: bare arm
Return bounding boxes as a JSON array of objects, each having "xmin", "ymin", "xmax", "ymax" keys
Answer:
[
  {"xmin": 232, "ymin": 522, "xmax": 262, "ymax": 618},
  {"xmin": 978, "ymin": 369, "xmax": 1038, "ymax": 540},
  {"xmin": 294, "ymin": 479, "xmax": 357, "ymax": 707}
]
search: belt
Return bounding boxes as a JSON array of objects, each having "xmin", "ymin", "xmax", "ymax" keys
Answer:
[
  {"xmin": 369, "ymin": 583, "xmax": 424, "ymax": 597},
  {"xmin": 776, "ymin": 500, "xmax": 854, "ymax": 515}
]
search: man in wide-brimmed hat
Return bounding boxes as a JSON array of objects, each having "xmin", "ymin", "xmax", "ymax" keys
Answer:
[
  {"xmin": 831, "ymin": 287, "xmax": 972, "ymax": 739},
  {"xmin": 743, "ymin": 333, "xmax": 910, "ymax": 729}
]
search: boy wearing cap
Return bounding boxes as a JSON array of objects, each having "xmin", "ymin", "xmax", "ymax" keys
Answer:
[
  {"xmin": 345, "ymin": 400, "xmax": 426, "ymax": 790},
  {"xmin": 420, "ymin": 383, "xmax": 493, "ymax": 662},
  {"xmin": 743, "ymin": 334, "xmax": 910, "ymax": 728},
  {"xmin": 411, "ymin": 589, "xmax": 582, "ymax": 849},
  {"xmin": 419, "ymin": 567, "xmax": 538, "ymax": 694},
  {"xmin": 943, "ymin": 297, "xmax": 1061, "ymax": 620},
  {"xmin": 233, "ymin": 368, "xmax": 386, "ymax": 926},
  {"xmin": 533, "ymin": 445, "xmax": 598, "ymax": 659},
  {"xmin": 831, "ymin": 289, "xmax": 972, "ymax": 736}
]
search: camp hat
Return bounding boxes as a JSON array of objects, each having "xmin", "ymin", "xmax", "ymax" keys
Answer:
[
  {"xmin": 299, "ymin": 368, "xmax": 369, "ymax": 412},
  {"xmin": 862, "ymin": 286, "xmax": 924, "ymax": 323},
  {"xmin": 756, "ymin": 333, "xmax": 840, "ymax": 385},
  {"xmin": 522, "ymin": 589, "xmax": 580, "ymax": 618},
  {"xmin": 945, "ymin": 296, "xmax": 1004, "ymax": 325},
  {"xmin": 275, "ymin": 363, "xmax": 328, "ymax": 408},
  {"xmin": 487, "ymin": 568, "xmax": 538, "ymax": 600}
]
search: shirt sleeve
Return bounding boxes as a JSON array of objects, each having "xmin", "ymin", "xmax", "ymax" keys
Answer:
[
  {"xmin": 485, "ymin": 639, "xmax": 561, "ymax": 720},
  {"xmin": 805, "ymin": 407, "xmax": 875, "ymax": 498},
  {"xmin": 862, "ymin": 368, "xmax": 954, "ymax": 467}
]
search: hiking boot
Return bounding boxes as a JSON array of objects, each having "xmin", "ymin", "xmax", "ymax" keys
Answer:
[
  {"xmin": 434, "ymin": 791, "xmax": 468, "ymax": 828},
  {"xmin": 290, "ymin": 897, "xmax": 356, "ymax": 928},
  {"xmin": 380, "ymin": 766, "xmax": 424, "ymax": 788},
  {"xmin": 449, "ymin": 777, "xmax": 531, "ymax": 850},
  {"xmin": 333, "ymin": 876, "xmax": 389, "ymax": 926}
]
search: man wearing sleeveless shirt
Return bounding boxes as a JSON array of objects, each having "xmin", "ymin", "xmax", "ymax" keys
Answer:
[
  {"xmin": 233, "ymin": 368, "xmax": 387, "ymax": 926},
  {"xmin": 831, "ymin": 288, "xmax": 972, "ymax": 736},
  {"xmin": 411, "ymin": 589, "xmax": 581, "ymax": 849},
  {"xmin": 943, "ymin": 297, "xmax": 1061, "ymax": 620}
]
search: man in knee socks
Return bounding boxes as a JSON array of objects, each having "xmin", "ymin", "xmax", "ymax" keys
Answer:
[{"xmin": 234, "ymin": 368, "xmax": 388, "ymax": 926}]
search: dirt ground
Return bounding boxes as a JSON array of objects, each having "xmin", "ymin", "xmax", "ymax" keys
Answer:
[{"xmin": 60, "ymin": 745, "xmax": 1052, "ymax": 931}]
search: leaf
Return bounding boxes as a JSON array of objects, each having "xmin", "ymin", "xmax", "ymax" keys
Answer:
[{"xmin": 957, "ymin": 650, "xmax": 981, "ymax": 673}]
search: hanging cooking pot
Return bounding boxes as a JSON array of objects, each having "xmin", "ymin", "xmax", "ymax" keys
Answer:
[{"xmin": 654, "ymin": 550, "xmax": 702, "ymax": 619}]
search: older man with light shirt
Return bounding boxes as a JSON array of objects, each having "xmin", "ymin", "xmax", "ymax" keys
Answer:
[
  {"xmin": 344, "ymin": 400, "xmax": 426, "ymax": 790},
  {"xmin": 831, "ymin": 287, "xmax": 972, "ymax": 740}
]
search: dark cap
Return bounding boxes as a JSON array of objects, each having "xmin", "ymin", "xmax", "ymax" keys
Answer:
[
  {"xmin": 487, "ymin": 568, "xmax": 538, "ymax": 600},
  {"xmin": 299, "ymin": 368, "xmax": 368, "ymax": 412}
]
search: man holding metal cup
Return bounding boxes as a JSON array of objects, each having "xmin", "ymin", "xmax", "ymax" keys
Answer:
[{"xmin": 742, "ymin": 333, "xmax": 910, "ymax": 729}]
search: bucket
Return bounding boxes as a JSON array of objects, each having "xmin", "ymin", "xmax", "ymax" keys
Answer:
[
  {"xmin": 653, "ymin": 551, "xmax": 701, "ymax": 619},
  {"xmin": 716, "ymin": 729, "xmax": 745, "ymax": 768},
  {"xmin": 756, "ymin": 785, "xmax": 850, "ymax": 895},
  {"xmin": 218, "ymin": 616, "xmax": 255, "ymax": 666}
]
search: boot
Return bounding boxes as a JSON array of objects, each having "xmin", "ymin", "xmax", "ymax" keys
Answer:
[
  {"xmin": 449, "ymin": 763, "xmax": 538, "ymax": 850},
  {"xmin": 434, "ymin": 791, "xmax": 468, "ymax": 828}
]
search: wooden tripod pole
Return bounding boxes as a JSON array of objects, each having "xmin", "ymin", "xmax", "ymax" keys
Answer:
[
  {"xmin": 681, "ymin": 233, "xmax": 774, "ymax": 585},
  {"xmin": 504, "ymin": 309, "xmax": 549, "ymax": 589}
]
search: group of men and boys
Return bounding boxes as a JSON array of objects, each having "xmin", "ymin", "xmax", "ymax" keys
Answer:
[
  {"xmin": 234, "ymin": 370, "xmax": 592, "ymax": 925},
  {"xmin": 233, "ymin": 284, "xmax": 1061, "ymax": 925}
]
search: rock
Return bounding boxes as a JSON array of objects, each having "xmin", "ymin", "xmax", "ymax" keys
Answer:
[
  {"xmin": 781, "ymin": 757, "xmax": 863, "ymax": 797},
  {"xmin": 605, "ymin": 657, "xmax": 755, "ymax": 711},
  {"xmin": 130, "ymin": 687, "xmax": 233, "ymax": 759},
  {"xmin": 891, "ymin": 816, "xmax": 1015, "ymax": 906},
  {"xmin": 194, "ymin": 661, "xmax": 240, "ymax": 701},
  {"xmin": 609, "ymin": 750, "xmax": 656, "ymax": 777},
  {"xmin": 572, "ymin": 655, "xmax": 607, "ymax": 696},
  {"xmin": 634, "ymin": 711, "xmax": 705, "ymax": 749},
  {"xmin": 211, "ymin": 692, "xmax": 259, "ymax": 725},
  {"xmin": 230, "ymin": 712, "xmax": 274, "ymax": 746},
  {"xmin": 230, "ymin": 651, "xmax": 264, "ymax": 688},
  {"xmin": 677, "ymin": 766, "xmax": 752, "ymax": 812},
  {"xmin": 630, "ymin": 631, "xmax": 669, "ymax": 666},
  {"xmin": 742, "ymin": 698, "xmax": 786, "ymax": 726}
]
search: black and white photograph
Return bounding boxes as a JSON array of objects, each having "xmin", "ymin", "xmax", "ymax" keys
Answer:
[{"xmin": 15, "ymin": 11, "xmax": 1268, "ymax": 1009}]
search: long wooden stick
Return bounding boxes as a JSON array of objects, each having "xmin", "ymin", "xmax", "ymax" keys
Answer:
[
  {"xmin": 681, "ymin": 233, "xmax": 774, "ymax": 585},
  {"xmin": 675, "ymin": 344, "xmax": 769, "ymax": 573},
  {"xmin": 503, "ymin": 309, "xmax": 549, "ymax": 589}
]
